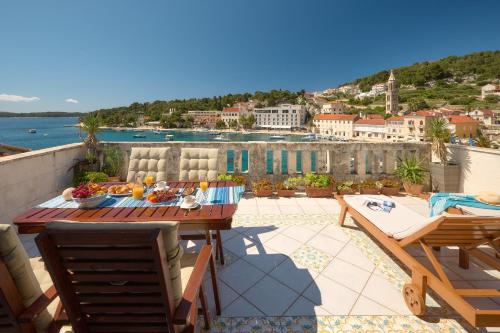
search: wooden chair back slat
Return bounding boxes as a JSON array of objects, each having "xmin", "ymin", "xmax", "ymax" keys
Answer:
[
  {"xmin": 422, "ymin": 218, "xmax": 499, "ymax": 247},
  {"xmin": 37, "ymin": 229, "xmax": 178, "ymax": 333}
]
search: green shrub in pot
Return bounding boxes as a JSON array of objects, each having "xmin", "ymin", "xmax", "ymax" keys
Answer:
[{"xmin": 394, "ymin": 154, "xmax": 426, "ymax": 195}]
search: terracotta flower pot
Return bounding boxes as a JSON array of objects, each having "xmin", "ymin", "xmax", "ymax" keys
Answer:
[
  {"xmin": 380, "ymin": 187, "xmax": 400, "ymax": 196},
  {"xmin": 254, "ymin": 189, "xmax": 274, "ymax": 197},
  {"xmin": 305, "ymin": 184, "xmax": 334, "ymax": 198},
  {"xmin": 360, "ymin": 188, "xmax": 379, "ymax": 195},
  {"xmin": 277, "ymin": 189, "xmax": 296, "ymax": 197},
  {"xmin": 403, "ymin": 182, "xmax": 424, "ymax": 196},
  {"xmin": 338, "ymin": 188, "xmax": 356, "ymax": 195}
]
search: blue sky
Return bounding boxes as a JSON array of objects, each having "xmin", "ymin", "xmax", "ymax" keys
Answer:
[{"xmin": 1, "ymin": 0, "xmax": 499, "ymax": 113}]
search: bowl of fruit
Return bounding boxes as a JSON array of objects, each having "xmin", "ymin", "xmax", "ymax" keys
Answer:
[{"xmin": 72, "ymin": 183, "xmax": 108, "ymax": 208}]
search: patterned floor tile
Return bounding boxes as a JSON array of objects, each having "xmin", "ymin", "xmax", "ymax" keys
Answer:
[{"xmin": 290, "ymin": 245, "xmax": 333, "ymax": 273}]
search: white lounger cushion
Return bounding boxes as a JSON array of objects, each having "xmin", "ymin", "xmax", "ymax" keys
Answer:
[
  {"xmin": 343, "ymin": 195, "xmax": 441, "ymax": 240},
  {"xmin": 456, "ymin": 205, "xmax": 500, "ymax": 217}
]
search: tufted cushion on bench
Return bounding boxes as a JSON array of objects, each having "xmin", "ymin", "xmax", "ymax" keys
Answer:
[
  {"xmin": 179, "ymin": 148, "xmax": 219, "ymax": 181},
  {"xmin": 126, "ymin": 147, "xmax": 170, "ymax": 183}
]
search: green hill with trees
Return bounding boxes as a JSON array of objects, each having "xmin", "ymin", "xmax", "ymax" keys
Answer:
[{"xmin": 348, "ymin": 51, "xmax": 499, "ymax": 91}]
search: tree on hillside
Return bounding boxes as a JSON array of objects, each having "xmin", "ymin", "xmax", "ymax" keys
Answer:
[
  {"xmin": 239, "ymin": 114, "xmax": 255, "ymax": 129},
  {"xmin": 408, "ymin": 98, "xmax": 430, "ymax": 112},
  {"xmin": 228, "ymin": 120, "xmax": 239, "ymax": 130},
  {"xmin": 215, "ymin": 120, "xmax": 227, "ymax": 129}
]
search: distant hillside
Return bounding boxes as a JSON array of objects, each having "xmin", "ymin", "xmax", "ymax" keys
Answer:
[
  {"xmin": 0, "ymin": 111, "xmax": 86, "ymax": 118},
  {"xmin": 348, "ymin": 51, "xmax": 500, "ymax": 91}
]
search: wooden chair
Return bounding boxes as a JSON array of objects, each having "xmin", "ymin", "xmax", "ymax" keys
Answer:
[
  {"xmin": 35, "ymin": 221, "xmax": 221, "ymax": 333},
  {"xmin": 337, "ymin": 195, "xmax": 500, "ymax": 328},
  {"xmin": 0, "ymin": 224, "xmax": 65, "ymax": 333},
  {"xmin": 178, "ymin": 147, "xmax": 225, "ymax": 265}
]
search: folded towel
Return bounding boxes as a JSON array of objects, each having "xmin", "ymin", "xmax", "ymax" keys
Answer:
[{"xmin": 429, "ymin": 192, "xmax": 500, "ymax": 217}]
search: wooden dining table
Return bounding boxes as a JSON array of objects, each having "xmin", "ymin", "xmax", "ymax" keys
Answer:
[{"xmin": 13, "ymin": 181, "xmax": 238, "ymax": 241}]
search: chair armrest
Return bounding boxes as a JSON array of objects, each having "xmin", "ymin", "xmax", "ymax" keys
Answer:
[
  {"xmin": 19, "ymin": 285, "xmax": 58, "ymax": 322},
  {"xmin": 173, "ymin": 245, "xmax": 212, "ymax": 325}
]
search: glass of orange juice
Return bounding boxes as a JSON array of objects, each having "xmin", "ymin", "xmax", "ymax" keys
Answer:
[
  {"xmin": 132, "ymin": 185, "xmax": 144, "ymax": 200},
  {"xmin": 145, "ymin": 175, "xmax": 154, "ymax": 187},
  {"xmin": 200, "ymin": 178, "xmax": 209, "ymax": 204},
  {"xmin": 133, "ymin": 176, "xmax": 145, "ymax": 200}
]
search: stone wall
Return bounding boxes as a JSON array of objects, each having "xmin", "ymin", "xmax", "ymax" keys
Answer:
[
  {"xmin": 448, "ymin": 145, "xmax": 500, "ymax": 193},
  {"xmin": 0, "ymin": 143, "xmax": 86, "ymax": 226},
  {"xmin": 101, "ymin": 141, "xmax": 431, "ymax": 185}
]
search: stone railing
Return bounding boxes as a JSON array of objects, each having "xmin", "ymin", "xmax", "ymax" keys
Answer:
[
  {"xmin": 101, "ymin": 141, "xmax": 431, "ymax": 184},
  {"xmin": 0, "ymin": 143, "xmax": 87, "ymax": 226}
]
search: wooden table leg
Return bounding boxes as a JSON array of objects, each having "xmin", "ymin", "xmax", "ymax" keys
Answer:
[
  {"xmin": 209, "ymin": 250, "xmax": 221, "ymax": 315},
  {"xmin": 459, "ymin": 248, "xmax": 470, "ymax": 269},
  {"xmin": 216, "ymin": 230, "xmax": 225, "ymax": 266}
]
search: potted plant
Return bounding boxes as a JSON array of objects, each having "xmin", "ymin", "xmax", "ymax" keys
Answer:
[
  {"xmin": 337, "ymin": 181, "xmax": 356, "ymax": 195},
  {"xmin": 357, "ymin": 179, "xmax": 380, "ymax": 194},
  {"xmin": 378, "ymin": 178, "xmax": 401, "ymax": 196},
  {"xmin": 80, "ymin": 114, "xmax": 102, "ymax": 171},
  {"xmin": 252, "ymin": 179, "xmax": 274, "ymax": 197},
  {"xmin": 395, "ymin": 154, "xmax": 426, "ymax": 196},
  {"xmin": 304, "ymin": 173, "xmax": 334, "ymax": 198},
  {"xmin": 427, "ymin": 118, "xmax": 460, "ymax": 192},
  {"xmin": 276, "ymin": 177, "xmax": 301, "ymax": 197},
  {"xmin": 103, "ymin": 146, "xmax": 124, "ymax": 182},
  {"xmin": 217, "ymin": 173, "xmax": 247, "ymax": 189}
]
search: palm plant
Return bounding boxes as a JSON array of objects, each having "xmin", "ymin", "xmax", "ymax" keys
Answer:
[
  {"xmin": 394, "ymin": 154, "xmax": 426, "ymax": 185},
  {"xmin": 81, "ymin": 114, "xmax": 101, "ymax": 147},
  {"xmin": 475, "ymin": 135, "xmax": 491, "ymax": 148},
  {"xmin": 427, "ymin": 118, "xmax": 450, "ymax": 165}
]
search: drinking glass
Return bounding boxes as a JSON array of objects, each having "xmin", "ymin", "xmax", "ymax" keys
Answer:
[
  {"xmin": 132, "ymin": 185, "xmax": 144, "ymax": 200},
  {"xmin": 200, "ymin": 179, "xmax": 209, "ymax": 204},
  {"xmin": 145, "ymin": 175, "xmax": 154, "ymax": 187}
]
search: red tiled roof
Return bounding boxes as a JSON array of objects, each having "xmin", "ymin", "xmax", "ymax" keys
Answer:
[
  {"xmin": 222, "ymin": 107, "xmax": 241, "ymax": 113},
  {"xmin": 386, "ymin": 116, "xmax": 404, "ymax": 121},
  {"xmin": 355, "ymin": 119, "xmax": 385, "ymax": 125},
  {"xmin": 314, "ymin": 114, "xmax": 357, "ymax": 121},
  {"xmin": 407, "ymin": 110, "xmax": 435, "ymax": 117},
  {"xmin": 448, "ymin": 116, "xmax": 478, "ymax": 124},
  {"xmin": 479, "ymin": 109, "xmax": 493, "ymax": 116},
  {"xmin": 367, "ymin": 114, "xmax": 384, "ymax": 119}
]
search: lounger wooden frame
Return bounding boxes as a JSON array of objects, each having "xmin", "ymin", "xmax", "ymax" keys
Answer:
[
  {"xmin": 36, "ymin": 228, "xmax": 220, "ymax": 333},
  {"xmin": 0, "ymin": 256, "xmax": 64, "ymax": 333},
  {"xmin": 337, "ymin": 196, "xmax": 500, "ymax": 328}
]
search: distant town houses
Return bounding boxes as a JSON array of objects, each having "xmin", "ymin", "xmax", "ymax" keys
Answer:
[
  {"xmin": 353, "ymin": 118, "xmax": 386, "ymax": 141},
  {"xmin": 446, "ymin": 115, "xmax": 479, "ymax": 139},
  {"xmin": 385, "ymin": 116, "xmax": 405, "ymax": 141},
  {"xmin": 186, "ymin": 110, "xmax": 221, "ymax": 128},
  {"xmin": 312, "ymin": 114, "xmax": 358, "ymax": 139},
  {"xmin": 321, "ymin": 101, "xmax": 347, "ymax": 114},
  {"xmin": 221, "ymin": 107, "xmax": 243, "ymax": 126},
  {"xmin": 254, "ymin": 104, "xmax": 307, "ymax": 130},
  {"xmin": 481, "ymin": 83, "xmax": 500, "ymax": 100}
]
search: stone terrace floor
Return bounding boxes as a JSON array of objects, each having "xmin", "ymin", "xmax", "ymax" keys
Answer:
[{"xmin": 21, "ymin": 194, "xmax": 499, "ymax": 333}]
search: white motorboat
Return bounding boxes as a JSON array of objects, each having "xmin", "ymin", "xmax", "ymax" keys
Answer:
[
  {"xmin": 302, "ymin": 133, "xmax": 318, "ymax": 141},
  {"xmin": 165, "ymin": 134, "xmax": 174, "ymax": 141},
  {"xmin": 213, "ymin": 134, "xmax": 227, "ymax": 141},
  {"xmin": 28, "ymin": 129, "xmax": 37, "ymax": 133},
  {"xmin": 269, "ymin": 135, "xmax": 286, "ymax": 140},
  {"xmin": 133, "ymin": 134, "xmax": 146, "ymax": 138}
]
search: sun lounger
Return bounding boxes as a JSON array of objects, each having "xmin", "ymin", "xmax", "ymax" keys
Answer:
[{"xmin": 338, "ymin": 195, "xmax": 500, "ymax": 327}]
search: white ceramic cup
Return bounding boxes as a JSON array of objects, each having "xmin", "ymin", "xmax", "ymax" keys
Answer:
[
  {"xmin": 155, "ymin": 181, "xmax": 167, "ymax": 191},
  {"xmin": 183, "ymin": 195, "xmax": 196, "ymax": 206}
]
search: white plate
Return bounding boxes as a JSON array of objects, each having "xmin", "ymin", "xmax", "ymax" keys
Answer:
[
  {"xmin": 108, "ymin": 192, "xmax": 132, "ymax": 197},
  {"xmin": 180, "ymin": 202, "xmax": 200, "ymax": 210},
  {"xmin": 72, "ymin": 194, "xmax": 108, "ymax": 208}
]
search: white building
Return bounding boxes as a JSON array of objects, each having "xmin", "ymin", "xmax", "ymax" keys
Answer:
[
  {"xmin": 467, "ymin": 109, "xmax": 494, "ymax": 126},
  {"xmin": 313, "ymin": 114, "xmax": 358, "ymax": 138},
  {"xmin": 371, "ymin": 83, "xmax": 387, "ymax": 95},
  {"xmin": 481, "ymin": 84, "xmax": 500, "ymax": 100},
  {"xmin": 354, "ymin": 119, "xmax": 386, "ymax": 141},
  {"xmin": 253, "ymin": 104, "xmax": 306, "ymax": 129},
  {"xmin": 338, "ymin": 85, "xmax": 361, "ymax": 95},
  {"xmin": 221, "ymin": 107, "xmax": 244, "ymax": 126},
  {"xmin": 321, "ymin": 102, "xmax": 346, "ymax": 114},
  {"xmin": 385, "ymin": 116, "xmax": 405, "ymax": 141}
]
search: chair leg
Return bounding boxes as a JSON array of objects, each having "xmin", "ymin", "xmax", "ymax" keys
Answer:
[
  {"xmin": 199, "ymin": 285, "xmax": 211, "ymax": 329},
  {"xmin": 209, "ymin": 251, "xmax": 222, "ymax": 315},
  {"xmin": 216, "ymin": 230, "xmax": 225, "ymax": 265},
  {"xmin": 339, "ymin": 205, "xmax": 347, "ymax": 226}
]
